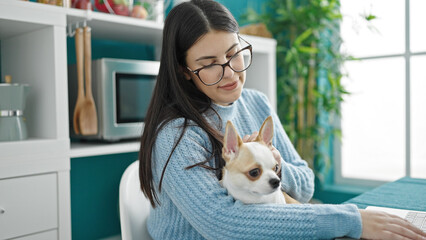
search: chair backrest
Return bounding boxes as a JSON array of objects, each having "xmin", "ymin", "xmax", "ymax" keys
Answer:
[{"xmin": 119, "ymin": 160, "xmax": 152, "ymax": 240}]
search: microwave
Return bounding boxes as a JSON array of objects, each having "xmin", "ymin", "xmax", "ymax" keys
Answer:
[{"xmin": 68, "ymin": 58, "xmax": 159, "ymax": 141}]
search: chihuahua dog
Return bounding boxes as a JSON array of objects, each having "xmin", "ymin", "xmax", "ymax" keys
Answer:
[{"xmin": 220, "ymin": 116, "xmax": 299, "ymax": 204}]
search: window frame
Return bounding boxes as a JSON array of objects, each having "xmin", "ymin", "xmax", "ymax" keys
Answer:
[{"xmin": 335, "ymin": 0, "xmax": 425, "ymax": 187}]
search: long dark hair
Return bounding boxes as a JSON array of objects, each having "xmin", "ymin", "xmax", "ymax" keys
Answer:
[{"xmin": 139, "ymin": 0, "xmax": 239, "ymax": 208}]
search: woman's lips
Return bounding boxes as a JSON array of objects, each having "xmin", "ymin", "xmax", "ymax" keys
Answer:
[{"xmin": 219, "ymin": 81, "xmax": 238, "ymax": 90}]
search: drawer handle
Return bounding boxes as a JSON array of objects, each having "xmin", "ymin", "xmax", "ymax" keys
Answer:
[{"xmin": 0, "ymin": 208, "xmax": 5, "ymax": 214}]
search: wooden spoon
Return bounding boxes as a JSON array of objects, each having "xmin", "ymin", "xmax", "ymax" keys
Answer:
[
  {"xmin": 73, "ymin": 27, "xmax": 84, "ymax": 135},
  {"xmin": 79, "ymin": 25, "xmax": 98, "ymax": 135}
]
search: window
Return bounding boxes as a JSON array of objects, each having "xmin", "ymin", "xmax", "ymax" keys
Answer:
[{"xmin": 337, "ymin": 0, "xmax": 426, "ymax": 185}]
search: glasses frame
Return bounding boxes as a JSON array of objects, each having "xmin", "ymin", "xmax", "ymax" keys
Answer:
[{"xmin": 186, "ymin": 36, "xmax": 253, "ymax": 86}]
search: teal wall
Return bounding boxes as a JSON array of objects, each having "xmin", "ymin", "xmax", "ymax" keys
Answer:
[
  {"xmin": 66, "ymin": 38, "xmax": 155, "ymax": 65},
  {"xmin": 217, "ymin": 0, "xmax": 268, "ymax": 23},
  {"xmin": 71, "ymin": 152, "xmax": 138, "ymax": 239}
]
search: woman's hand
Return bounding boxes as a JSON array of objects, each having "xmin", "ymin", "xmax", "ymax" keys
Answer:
[
  {"xmin": 359, "ymin": 209, "xmax": 426, "ymax": 240},
  {"xmin": 242, "ymin": 131, "xmax": 258, "ymax": 143}
]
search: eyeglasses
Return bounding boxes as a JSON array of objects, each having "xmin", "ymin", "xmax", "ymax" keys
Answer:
[{"xmin": 186, "ymin": 36, "xmax": 252, "ymax": 86}]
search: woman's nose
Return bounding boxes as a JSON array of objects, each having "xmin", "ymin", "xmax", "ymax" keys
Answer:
[{"xmin": 223, "ymin": 64, "xmax": 234, "ymax": 79}]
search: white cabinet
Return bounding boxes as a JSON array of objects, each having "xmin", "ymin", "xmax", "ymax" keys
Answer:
[
  {"xmin": 0, "ymin": 0, "xmax": 276, "ymax": 238},
  {"xmin": 13, "ymin": 231, "xmax": 58, "ymax": 240},
  {"xmin": 0, "ymin": 1, "xmax": 70, "ymax": 239},
  {"xmin": 0, "ymin": 174, "xmax": 58, "ymax": 240}
]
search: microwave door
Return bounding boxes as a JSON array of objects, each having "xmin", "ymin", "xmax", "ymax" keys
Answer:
[{"xmin": 107, "ymin": 72, "xmax": 156, "ymax": 140}]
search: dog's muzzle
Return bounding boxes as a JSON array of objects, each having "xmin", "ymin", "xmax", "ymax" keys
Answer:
[{"xmin": 269, "ymin": 178, "xmax": 280, "ymax": 189}]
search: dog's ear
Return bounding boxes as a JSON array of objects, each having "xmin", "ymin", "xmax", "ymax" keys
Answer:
[
  {"xmin": 223, "ymin": 121, "xmax": 243, "ymax": 161},
  {"xmin": 256, "ymin": 116, "xmax": 274, "ymax": 146}
]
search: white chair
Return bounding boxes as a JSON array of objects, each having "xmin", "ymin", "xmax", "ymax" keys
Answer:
[{"xmin": 119, "ymin": 160, "xmax": 153, "ymax": 240}]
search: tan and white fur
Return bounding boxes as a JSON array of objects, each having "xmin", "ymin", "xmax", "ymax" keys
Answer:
[{"xmin": 220, "ymin": 116, "xmax": 299, "ymax": 204}]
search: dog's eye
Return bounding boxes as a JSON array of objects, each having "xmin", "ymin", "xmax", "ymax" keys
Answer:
[
  {"xmin": 248, "ymin": 168, "xmax": 261, "ymax": 178},
  {"xmin": 274, "ymin": 164, "xmax": 279, "ymax": 172}
]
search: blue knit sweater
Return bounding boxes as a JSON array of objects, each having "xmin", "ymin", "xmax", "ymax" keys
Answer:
[{"xmin": 147, "ymin": 89, "xmax": 362, "ymax": 239}]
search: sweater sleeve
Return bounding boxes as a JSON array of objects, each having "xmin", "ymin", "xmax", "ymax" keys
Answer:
[
  {"xmin": 254, "ymin": 90, "xmax": 315, "ymax": 203},
  {"xmin": 273, "ymin": 111, "xmax": 315, "ymax": 203},
  {"xmin": 152, "ymin": 119, "xmax": 362, "ymax": 239}
]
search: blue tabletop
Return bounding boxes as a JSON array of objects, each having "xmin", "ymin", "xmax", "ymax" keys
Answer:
[{"xmin": 345, "ymin": 177, "xmax": 426, "ymax": 211}]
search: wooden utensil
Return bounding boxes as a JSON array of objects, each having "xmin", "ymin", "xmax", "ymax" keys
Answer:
[
  {"xmin": 73, "ymin": 27, "xmax": 84, "ymax": 135},
  {"xmin": 78, "ymin": 25, "xmax": 98, "ymax": 135}
]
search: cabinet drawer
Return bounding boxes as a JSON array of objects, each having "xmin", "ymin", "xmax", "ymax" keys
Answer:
[
  {"xmin": 13, "ymin": 230, "xmax": 57, "ymax": 240},
  {"xmin": 0, "ymin": 174, "xmax": 58, "ymax": 240}
]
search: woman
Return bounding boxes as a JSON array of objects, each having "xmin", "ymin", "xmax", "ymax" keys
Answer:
[{"xmin": 139, "ymin": 0, "xmax": 426, "ymax": 239}]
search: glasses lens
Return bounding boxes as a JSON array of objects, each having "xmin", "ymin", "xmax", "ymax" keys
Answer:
[
  {"xmin": 230, "ymin": 48, "xmax": 252, "ymax": 72},
  {"xmin": 198, "ymin": 65, "xmax": 224, "ymax": 85},
  {"xmin": 197, "ymin": 46, "xmax": 252, "ymax": 85}
]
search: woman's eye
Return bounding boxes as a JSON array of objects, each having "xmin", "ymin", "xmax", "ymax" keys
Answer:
[
  {"xmin": 228, "ymin": 51, "xmax": 239, "ymax": 59},
  {"xmin": 248, "ymin": 168, "xmax": 261, "ymax": 178},
  {"xmin": 200, "ymin": 61, "xmax": 215, "ymax": 67},
  {"xmin": 202, "ymin": 63, "xmax": 215, "ymax": 69},
  {"xmin": 232, "ymin": 51, "xmax": 241, "ymax": 57}
]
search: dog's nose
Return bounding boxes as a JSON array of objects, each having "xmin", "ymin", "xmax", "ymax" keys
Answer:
[{"xmin": 269, "ymin": 178, "xmax": 280, "ymax": 189}]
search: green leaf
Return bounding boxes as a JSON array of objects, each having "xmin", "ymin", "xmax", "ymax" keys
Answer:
[
  {"xmin": 240, "ymin": 8, "xmax": 259, "ymax": 24},
  {"xmin": 365, "ymin": 14, "xmax": 377, "ymax": 21},
  {"xmin": 298, "ymin": 46, "xmax": 319, "ymax": 54},
  {"xmin": 294, "ymin": 28, "xmax": 313, "ymax": 46},
  {"xmin": 285, "ymin": 51, "xmax": 293, "ymax": 63}
]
